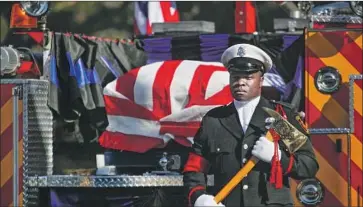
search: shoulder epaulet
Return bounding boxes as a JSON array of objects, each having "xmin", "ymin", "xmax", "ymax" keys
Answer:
[
  {"xmin": 270, "ymin": 100, "xmax": 309, "ymax": 134},
  {"xmin": 269, "ymin": 100, "xmax": 295, "ymax": 109}
]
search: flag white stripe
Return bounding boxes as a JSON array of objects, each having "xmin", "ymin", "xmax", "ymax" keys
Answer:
[
  {"xmin": 134, "ymin": 2, "xmax": 147, "ymax": 35},
  {"xmin": 160, "ymin": 105, "xmax": 220, "ymax": 122},
  {"xmin": 148, "ymin": 2, "xmax": 165, "ymax": 28},
  {"xmin": 103, "ymin": 79, "xmax": 128, "ymax": 99},
  {"xmin": 205, "ymin": 71, "xmax": 230, "ymax": 100},
  {"xmin": 101, "ymin": 60, "xmax": 237, "ymax": 151},
  {"xmin": 134, "ymin": 62, "xmax": 163, "ymax": 111},
  {"xmin": 169, "ymin": 61, "xmax": 200, "ymax": 114},
  {"xmin": 106, "ymin": 115, "xmax": 162, "ymax": 139}
]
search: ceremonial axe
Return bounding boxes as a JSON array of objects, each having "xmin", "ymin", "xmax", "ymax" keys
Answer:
[{"xmin": 214, "ymin": 107, "xmax": 308, "ymax": 204}]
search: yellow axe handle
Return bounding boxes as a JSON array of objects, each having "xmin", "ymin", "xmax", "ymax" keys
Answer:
[{"xmin": 214, "ymin": 131, "xmax": 274, "ymax": 204}]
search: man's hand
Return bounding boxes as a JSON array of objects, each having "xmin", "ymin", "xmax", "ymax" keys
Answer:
[
  {"xmin": 252, "ymin": 136, "xmax": 281, "ymax": 163},
  {"xmin": 194, "ymin": 194, "xmax": 225, "ymax": 207}
]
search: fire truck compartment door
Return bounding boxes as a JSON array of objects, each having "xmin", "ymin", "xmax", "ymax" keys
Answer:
[{"xmin": 305, "ymin": 30, "xmax": 362, "ymax": 130}]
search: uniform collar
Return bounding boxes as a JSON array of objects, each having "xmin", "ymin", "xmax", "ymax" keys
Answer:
[{"xmin": 233, "ymin": 96, "xmax": 261, "ymax": 110}]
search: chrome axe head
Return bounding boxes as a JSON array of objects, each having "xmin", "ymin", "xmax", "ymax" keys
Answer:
[{"xmin": 262, "ymin": 107, "xmax": 308, "ymax": 153}]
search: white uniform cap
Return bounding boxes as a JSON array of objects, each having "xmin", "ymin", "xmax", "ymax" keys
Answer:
[{"xmin": 221, "ymin": 44, "xmax": 273, "ymax": 73}]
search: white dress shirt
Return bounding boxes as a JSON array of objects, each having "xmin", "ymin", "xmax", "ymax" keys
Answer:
[{"xmin": 233, "ymin": 96, "xmax": 261, "ymax": 133}]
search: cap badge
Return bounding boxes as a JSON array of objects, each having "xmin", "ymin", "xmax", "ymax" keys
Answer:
[{"xmin": 237, "ymin": 46, "xmax": 246, "ymax": 57}]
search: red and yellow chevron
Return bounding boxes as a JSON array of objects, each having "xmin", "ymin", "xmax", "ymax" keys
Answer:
[
  {"xmin": 290, "ymin": 30, "xmax": 362, "ymax": 206},
  {"xmin": 1, "ymin": 84, "xmax": 24, "ymax": 207}
]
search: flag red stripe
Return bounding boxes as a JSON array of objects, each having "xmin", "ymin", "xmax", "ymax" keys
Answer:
[
  {"xmin": 147, "ymin": 22, "xmax": 152, "ymax": 35},
  {"xmin": 152, "ymin": 61, "xmax": 180, "ymax": 118},
  {"xmin": 103, "ymin": 60, "xmax": 234, "ymax": 152},
  {"xmin": 104, "ymin": 95, "xmax": 158, "ymax": 121},
  {"xmin": 160, "ymin": 121, "xmax": 201, "ymax": 137},
  {"xmin": 116, "ymin": 68, "xmax": 140, "ymax": 102},
  {"xmin": 160, "ymin": 2, "xmax": 179, "ymax": 21},
  {"xmin": 205, "ymin": 86, "xmax": 232, "ymax": 105},
  {"xmin": 99, "ymin": 131, "xmax": 165, "ymax": 153},
  {"xmin": 187, "ymin": 64, "xmax": 228, "ymax": 107}
]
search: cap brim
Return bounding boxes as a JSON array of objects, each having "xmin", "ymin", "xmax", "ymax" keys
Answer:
[{"xmin": 228, "ymin": 67, "xmax": 263, "ymax": 74}]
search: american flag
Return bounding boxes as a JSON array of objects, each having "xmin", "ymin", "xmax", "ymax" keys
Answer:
[
  {"xmin": 99, "ymin": 60, "xmax": 287, "ymax": 153},
  {"xmin": 134, "ymin": 1, "xmax": 180, "ymax": 35},
  {"xmin": 99, "ymin": 60, "xmax": 232, "ymax": 153}
]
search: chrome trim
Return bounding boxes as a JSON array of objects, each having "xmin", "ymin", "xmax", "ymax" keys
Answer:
[
  {"xmin": 1, "ymin": 79, "xmax": 52, "ymax": 207},
  {"xmin": 311, "ymin": 14, "xmax": 363, "ymax": 24},
  {"xmin": 12, "ymin": 86, "xmax": 20, "ymax": 207},
  {"xmin": 296, "ymin": 178, "xmax": 325, "ymax": 205},
  {"xmin": 308, "ymin": 128, "xmax": 350, "ymax": 134},
  {"xmin": 22, "ymin": 81, "xmax": 29, "ymax": 207},
  {"xmin": 314, "ymin": 67, "xmax": 342, "ymax": 94},
  {"xmin": 349, "ymin": 75, "xmax": 363, "ymax": 133},
  {"xmin": 348, "ymin": 133, "xmax": 352, "ymax": 207},
  {"xmin": 348, "ymin": 74, "xmax": 362, "ymax": 207},
  {"xmin": 26, "ymin": 175, "xmax": 215, "ymax": 188}
]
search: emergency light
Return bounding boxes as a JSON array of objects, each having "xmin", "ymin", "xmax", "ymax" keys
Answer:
[
  {"xmin": 0, "ymin": 46, "xmax": 21, "ymax": 76},
  {"xmin": 20, "ymin": 1, "xmax": 49, "ymax": 17},
  {"xmin": 10, "ymin": 3, "xmax": 37, "ymax": 29},
  {"xmin": 296, "ymin": 178, "xmax": 325, "ymax": 206},
  {"xmin": 349, "ymin": 1, "xmax": 362, "ymax": 17},
  {"xmin": 0, "ymin": 46, "xmax": 42, "ymax": 77},
  {"xmin": 314, "ymin": 67, "xmax": 342, "ymax": 94},
  {"xmin": 10, "ymin": 2, "xmax": 49, "ymax": 29}
]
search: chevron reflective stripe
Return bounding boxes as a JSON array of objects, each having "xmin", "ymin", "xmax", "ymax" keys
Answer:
[
  {"xmin": 0, "ymin": 84, "xmax": 23, "ymax": 207},
  {"xmin": 299, "ymin": 30, "xmax": 363, "ymax": 207}
]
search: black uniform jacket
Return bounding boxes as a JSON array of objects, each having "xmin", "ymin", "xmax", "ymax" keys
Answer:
[{"xmin": 183, "ymin": 97, "xmax": 319, "ymax": 207}]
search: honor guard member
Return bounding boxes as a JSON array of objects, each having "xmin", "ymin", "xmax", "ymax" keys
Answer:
[{"xmin": 183, "ymin": 44, "xmax": 319, "ymax": 207}]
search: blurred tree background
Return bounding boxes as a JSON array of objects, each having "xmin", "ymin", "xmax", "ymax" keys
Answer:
[{"xmin": 1, "ymin": 1, "xmax": 288, "ymax": 46}]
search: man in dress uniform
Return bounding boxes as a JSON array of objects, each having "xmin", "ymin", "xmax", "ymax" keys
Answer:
[{"xmin": 182, "ymin": 44, "xmax": 319, "ymax": 207}]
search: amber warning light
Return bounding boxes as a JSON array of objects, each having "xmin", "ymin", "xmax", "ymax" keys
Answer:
[{"xmin": 10, "ymin": 3, "xmax": 38, "ymax": 29}]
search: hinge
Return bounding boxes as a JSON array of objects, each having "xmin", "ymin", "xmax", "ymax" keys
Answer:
[{"xmin": 12, "ymin": 85, "xmax": 23, "ymax": 100}]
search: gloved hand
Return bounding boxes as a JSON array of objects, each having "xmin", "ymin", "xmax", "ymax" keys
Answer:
[
  {"xmin": 194, "ymin": 194, "xmax": 225, "ymax": 207},
  {"xmin": 252, "ymin": 136, "xmax": 281, "ymax": 163}
]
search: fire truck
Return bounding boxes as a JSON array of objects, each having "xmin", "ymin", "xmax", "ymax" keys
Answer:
[{"xmin": 1, "ymin": 1, "xmax": 362, "ymax": 207}]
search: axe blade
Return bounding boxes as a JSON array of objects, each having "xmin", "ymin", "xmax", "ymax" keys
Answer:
[{"xmin": 262, "ymin": 107, "xmax": 308, "ymax": 153}]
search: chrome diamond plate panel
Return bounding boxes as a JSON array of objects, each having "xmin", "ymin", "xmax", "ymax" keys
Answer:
[
  {"xmin": 311, "ymin": 15, "xmax": 363, "ymax": 24},
  {"xmin": 1, "ymin": 80, "xmax": 53, "ymax": 207},
  {"xmin": 26, "ymin": 175, "xmax": 215, "ymax": 187}
]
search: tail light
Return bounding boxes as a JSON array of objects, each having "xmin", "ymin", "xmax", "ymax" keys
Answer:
[
  {"xmin": 10, "ymin": 3, "xmax": 38, "ymax": 29},
  {"xmin": 10, "ymin": 2, "xmax": 49, "ymax": 29},
  {"xmin": 1, "ymin": 46, "xmax": 41, "ymax": 78}
]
